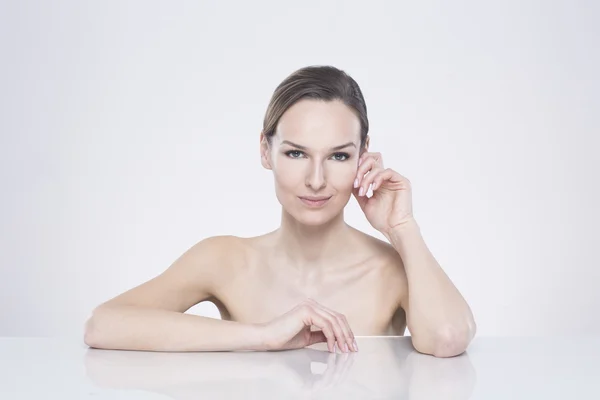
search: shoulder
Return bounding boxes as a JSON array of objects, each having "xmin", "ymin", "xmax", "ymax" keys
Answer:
[
  {"xmin": 191, "ymin": 234, "xmax": 264, "ymax": 268},
  {"xmin": 350, "ymin": 227, "xmax": 404, "ymax": 268},
  {"xmin": 352, "ymin": 228, "xmax": 408, "ymax": 307},
  {"xmin": 188, "ymin": 234, "xmax": 241, "ymax": 255},
  {"xmin": 174, "ymin": 235, "xmax": 250, "ymax": 290},
  {"xmin": 181, "ymin": 234, "xmax": 247, "ymax": 272}
]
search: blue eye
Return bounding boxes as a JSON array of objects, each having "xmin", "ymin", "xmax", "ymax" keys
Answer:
[
  {"xmin": 285, "ymin": 150, "xmax": 304, "ymax": 158},
  {"xmin": 284, "ymin": 150, "xmax": 350, "ymax": 161},
  {"xmin": 333, "ymin": 153, "xmax": 350, "ymax": 161}
]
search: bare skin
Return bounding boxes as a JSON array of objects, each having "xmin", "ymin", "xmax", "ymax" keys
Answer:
[
  {"xmin": 210, "ymin": 227, "xmax": 408, "ymax": 337},
  {"xmin": 85, "ymin": 98, "xmax": 414, "ymax": 352},
  {"xmin": 224, "ymin": 98, "xmax": 409, "ymax": 338},
  {"xmin": 85, "ymin": 228, "xmax": 409, "ymax": 353}
]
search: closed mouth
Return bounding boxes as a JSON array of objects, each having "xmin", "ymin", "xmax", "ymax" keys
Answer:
[{"xmin": 299, "ymin": 196, "xmax": 332, "ymax": 201}]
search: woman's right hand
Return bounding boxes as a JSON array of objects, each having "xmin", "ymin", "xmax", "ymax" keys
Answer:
[{"xmin": 258, "ymin": 298, "xmax": 358, "ymax": 353}]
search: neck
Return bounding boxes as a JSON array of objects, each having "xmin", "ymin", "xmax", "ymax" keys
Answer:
[{"xmin": 273, "ymin": 208, "xmax": 353, "ymax": 271}]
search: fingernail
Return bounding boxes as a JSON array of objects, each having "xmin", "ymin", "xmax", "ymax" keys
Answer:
[
  {"xmin": 359, "ymin": 187, "xmax": 364, "ymax": 196},
  {"xmin": 354, "ymin": 340, "xmax": 359, "ymax": 351},
  {"xmin": 358, "ymin": 158, "xmax": 362, "ymax": 166},
  {"xmin": 354, "ymin": 178, "xmax": 358, "ymax": 188},
  {"xmin": 344, "ymin": 343, "xmax": 349, "ymax": 353}
]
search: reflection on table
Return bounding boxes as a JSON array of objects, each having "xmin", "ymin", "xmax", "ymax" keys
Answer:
[{"xmin": 84, "ymin": 336, "xmax": 476, "ymax": 399}]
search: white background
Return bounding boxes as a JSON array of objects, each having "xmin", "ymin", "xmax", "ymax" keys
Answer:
[{"xmin": 1, "ymin": 0, "xmax": 598, "ymax": 340}]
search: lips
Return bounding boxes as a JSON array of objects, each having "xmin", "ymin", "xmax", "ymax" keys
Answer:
[
  {"xmin": 299, "ymin": 196, "xmax": 331, "ymax": 201},
  {"xmin": 298, "ymin": 195, "xmax": 332, "ymax": 208}
]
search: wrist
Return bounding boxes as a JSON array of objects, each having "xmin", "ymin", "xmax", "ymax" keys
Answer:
[
  {"xmin": 384, "ymin": 218, "xmax": 420, "ymax": 240},
  {"xmin": 248, "ymin": 322, "xmax": 271, "ymax": 351}
]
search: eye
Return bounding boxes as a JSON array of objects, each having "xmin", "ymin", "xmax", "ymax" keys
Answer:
[
  {"xmin": 285, "ymin": 150, "xmax": 304, "ymax": 158},
  {"xmin": 332, "ymin": 152, "xmax": 350, "ymax": 161},
  {"xmin": 284, "ymin": 150, "xmax": 350, "ymax": 161}
]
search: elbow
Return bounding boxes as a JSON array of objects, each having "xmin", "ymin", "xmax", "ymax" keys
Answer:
[
  {"xmin": 83, "ymin": 316, "xmax": 97, "ymax": 348},
  {"xmin": 411, "ymin": 322, "xmax": 476, "ymax": 358},
  {"xmin": 432, "ymin": 337, "xmax": 466, "ymax": 358},
  {"xmin": 83, "ymin": 307, "xmax": 108, "ymax": 348},
  {"xmin": 432, "ymin": 323, "xmax": 476, "ymax": 358}
]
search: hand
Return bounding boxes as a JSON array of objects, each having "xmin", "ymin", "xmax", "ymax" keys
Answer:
[
  {"xmin": 352, "ymin": 151, "xmax": 415, "ymax": 236},
  {"xmin": 259, "ymin": 298, "xmax": 358, "ymax": 353}
]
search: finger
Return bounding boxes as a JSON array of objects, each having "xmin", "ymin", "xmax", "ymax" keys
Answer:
[
  {"xmin": 377, "ymin": 169, "xmax": 410, "ymax": 191},
  {"xmin": 311, "ymin": 307, "xmax": 349, "ymax": 353},
  {"xmin": 308, "ymin": 299, "xmax": 356, "ymax": 352},
  {"xmin": 307, "ymin": 299, "xmax": 355, "ymax": 353},
  {"xmin": 301, "ymin": 305, "xmax": 336, "ymax": 352},
  {"xmin": 305, "ymin": 300, "xmax": 349, "ymax": 353},
  {"xmin": 371, "ymin": 168, "xmax": 395, "ymax": 191},
  {"xmin": 352, "ymin": 185, "xmax": 369, "ymax": 210},
  {"xmin": 354, "ymin": 156, "xmax": 378, "ymax": 190},
  {"xmin": 358, "ymin": 151, "xmax": 384, "ymax": 169},
  {"xmin": 359, "ymin": 167, "xmax": 384, "ymax": 197},
  {"xmin": 308, "ymin": 330, "xmax": 327, "ymax": 346}
]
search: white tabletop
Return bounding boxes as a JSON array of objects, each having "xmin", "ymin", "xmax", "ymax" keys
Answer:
[{"xmin": 0, "ymin": 336, "xmax": 598, "ymax": 399}]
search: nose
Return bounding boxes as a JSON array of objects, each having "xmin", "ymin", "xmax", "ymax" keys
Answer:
[{"xmin": 305, "ymin": 160, "xmax": 327, "ymax": 191}]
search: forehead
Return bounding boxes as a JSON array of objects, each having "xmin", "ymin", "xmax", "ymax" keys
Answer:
[{"xmin": 275, "ymin": 99, "xmax": 361, "ymax": 145}]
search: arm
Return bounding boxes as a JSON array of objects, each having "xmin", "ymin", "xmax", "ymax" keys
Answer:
[
  {"xmin": 84, "ymin": 306, "xmax": 265, "ymax": 352},
  {"xmin": 384, "ymin": 219, "xmax": 477, "ymax": 358},
  {"xmin": 83, "ymin": 235, "xmax": 266, "ymax": 352}
]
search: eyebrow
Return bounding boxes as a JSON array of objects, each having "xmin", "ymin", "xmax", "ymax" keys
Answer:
[{"xmin": 280, "ymin": 140, "xmax": 356, "ymax": 151}]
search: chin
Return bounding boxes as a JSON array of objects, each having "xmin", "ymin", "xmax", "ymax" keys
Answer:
[
  {"xmin": 276, "ymin": 190, "xmax": 347, "ymax": 225},
  {"xmin": 292, "ymin": 203, "xmax": 340, "ymax": 226},
  {"xmin": 295, "ymin": 213, "xmax": 331, "ymax": 226}
]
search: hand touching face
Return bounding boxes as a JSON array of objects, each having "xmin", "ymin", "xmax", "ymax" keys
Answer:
[{"xmin": 260, "ymin": 99, "xmax": 365, "ymax": 224}]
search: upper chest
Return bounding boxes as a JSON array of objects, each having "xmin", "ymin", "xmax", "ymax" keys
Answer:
[{"xmin": 213, "ymin": 246, "xmax": 406, "ymax": 336}]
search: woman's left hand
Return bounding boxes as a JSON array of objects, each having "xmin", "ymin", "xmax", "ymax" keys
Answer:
[{"xmin": 352, "ymin": 151, "xmax": 415, "ymax": 236}]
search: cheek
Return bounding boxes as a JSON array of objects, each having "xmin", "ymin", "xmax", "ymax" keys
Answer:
[
  {"xmin": 329, "ymin": 164, "xmax": 358, "ymax": 189},
  {"xmin": 273, "ymin": 161, "xmax": 303, "ymax": 189}
]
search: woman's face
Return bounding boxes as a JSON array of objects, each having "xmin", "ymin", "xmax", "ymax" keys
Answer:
[{"xmin": 260, "ymin": 99, "xmax": 367, "ymax": 226}]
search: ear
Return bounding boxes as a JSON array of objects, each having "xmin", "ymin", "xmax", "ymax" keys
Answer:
[
  {"xmin": 361, "ymin": 135, "xmax": 370, "ymax": 154},
  {"xmin": 260, "ymin": 133, "xmax": 272, "ymax": 170}
]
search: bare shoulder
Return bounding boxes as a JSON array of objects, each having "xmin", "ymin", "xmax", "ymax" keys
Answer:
[
  {"xmin": 349, "ymin": 226, "xmax": 404, "ymax": 266},
  {"xmin": 172, "ymin": 234, "xmax": 241, "ymax": 275},
  {"xmin": 95, "ymin": 234, "xmax": 244, "ymax": 313},
  {"xmin": 188, "ymin": 234, "xmax": 243, "ymax": 260},
  {"xmin": 185, "ymin": 234, "xmax": 250, "ymax": 279},
  {"xmin": 198, "ymin": 234, "xmax": 263, "ymax": 278},
  {"xmin": 350, "ymin": 227, "xmax": 408, "ymax": 306}
]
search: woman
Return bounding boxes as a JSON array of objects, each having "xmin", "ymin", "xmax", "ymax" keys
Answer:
[{"xmin": 84, "ymin": 65, "xmax": 476, "ymax": 357}]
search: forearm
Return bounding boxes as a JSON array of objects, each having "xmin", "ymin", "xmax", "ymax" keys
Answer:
[
  {"xmin": 84, "ymin": 305, "xmax": 266, "ymax": 352},
  {"xmin": 384, "ymin": 219, "xmax": 476, "ymax": 355}
]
